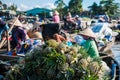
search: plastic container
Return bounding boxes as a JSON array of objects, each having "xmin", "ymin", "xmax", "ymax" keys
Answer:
[
  {"xmin": 7, "ymin": 52, "xmax": 12, "ymax": 56},
  {"xmin": 67, "ymin": 41, "xmax": 72, "ymax": 46}
]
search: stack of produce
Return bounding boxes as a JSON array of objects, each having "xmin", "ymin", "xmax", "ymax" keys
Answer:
[{"xmin": 5, "ymin": 39, "xmax": 111, "ymax": 80}]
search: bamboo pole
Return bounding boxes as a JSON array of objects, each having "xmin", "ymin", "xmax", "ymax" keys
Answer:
[
  {"xmin": 7, "ymin": 30, "xmax": 10, "ymax": 52},
  {"xmin": 0, "ymin": 39, "xmax": 7, "ymax": 48},
  {"xmin": 8, "ymin": 17, "xmax": 18, "ymax": 33},
  {"xmin": 0, "ymin": 17, "xmax": 18, "ymax": 49}
]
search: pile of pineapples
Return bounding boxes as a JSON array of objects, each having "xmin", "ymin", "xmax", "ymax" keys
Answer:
[{"xmin": 5, "ymin": 39, "xmax": 111, "ymax": 80}]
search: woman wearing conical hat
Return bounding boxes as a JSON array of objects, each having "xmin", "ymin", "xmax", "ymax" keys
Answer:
[
  {"xmin": 9, "ymin": 18, "xmax": 29, "ymax": 48},
  {"xmin": 79, "ymin": 28, "xmax": 99, "ymax": 58}
]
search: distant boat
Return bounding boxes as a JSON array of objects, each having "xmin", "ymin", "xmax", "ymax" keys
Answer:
[{"xmin": 91, "ymin": 23, "xmax": 115, "ymax": 53}]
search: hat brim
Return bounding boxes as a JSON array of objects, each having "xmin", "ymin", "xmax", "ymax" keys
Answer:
[
  {"xmin": 8, "ymin": 18, "xmax": 23, "ymax": 27},
  {"xmin": 78, "ymin": 28, "xmax": 96, "ymax": 38}
]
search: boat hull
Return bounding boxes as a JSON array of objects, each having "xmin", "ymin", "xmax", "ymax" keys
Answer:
[{"xmin": 99, "ymin": 37, "xmax": 115, "ymax": 53}]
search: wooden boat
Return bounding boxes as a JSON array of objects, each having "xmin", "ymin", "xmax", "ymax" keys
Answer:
[
  {"xmin": 100, "ymin": 53, "xmax": 120, "ymax": 80},
  {"xmin": 0, "ymin": 49, "xmax": 19, "ymax": 62},
  {"xmin": 91, "ymin": 23, "xmax": 115, "ymax": 53},
  {"xmin": 98, "ymin": 37, "xmax": 115, "ymax": 53},
  {"xmin": 0, "ymin": 54, "xmax": 19, "ymax": 61},
  {"xmin": 115, "ymin": 32, "xmax": 120, "ymax": 41}
]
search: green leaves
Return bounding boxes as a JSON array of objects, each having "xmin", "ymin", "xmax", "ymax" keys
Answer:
[
  {"xmin": 89, "ymin": 0, "xmax": 120, "ymax": 17},
  {"xmin": 78, "ymin": 47, "xmax": 89, "ymax": 58},
  {"xmin": 6, "ymin": 42, "xmax": 110, "ymax": 80},
  {"xmin": 45, "ymin": 49, "xmax": 66, "ymax": 68},
  {"xmin": 68, "ymin": 0, "xmax": 83, "ymax": 14}
]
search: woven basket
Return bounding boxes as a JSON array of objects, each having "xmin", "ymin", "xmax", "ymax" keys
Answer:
[{"xmin": 28, "ymin": 31, "xmax": 43, "ymax": 40}]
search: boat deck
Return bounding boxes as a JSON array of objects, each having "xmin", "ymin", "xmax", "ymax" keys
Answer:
[{"xmin": 0, "ymin": 49, "xmax": 7, "ymax": 54}]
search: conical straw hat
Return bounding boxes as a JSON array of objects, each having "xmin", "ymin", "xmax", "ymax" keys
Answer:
[
  {"xmin": 14, "ymin": 18, "xmax": 23, "ymax": 27},
  {"xmin": 54, "ymin": 11, "xmax": 59, "ymax": 15},
  {"xmin": 28, "ymin": 31, "xmax": 43, "ymax": 39},
  {"xmin": 78, "ymin": 28, "xmax": 96, "ymax": 38},
  {"xmin": 8, "ymin": 18, "xmax": 23, "ymax": 27}
]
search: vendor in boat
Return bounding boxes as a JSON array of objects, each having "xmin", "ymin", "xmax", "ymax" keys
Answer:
[
  {"xmin": 74, "ymin": 15, "xmax": 82, "ymax": 30},
  {"xmin": 53, "ymin": 33, "xmax": 67, "ymax": 43},
  {"xmin": 0, "ymin": 18, "xmax": 9, "ymax": 41},
  {"xmin": 65, "ymin": 12, "xmax": 76, "ymax": 30},
  {"xmin": 66, "ymin": 12, "xmax": 72, "ymax": 21},
  {"xmin": 28, "ymin": 22, "xmax": 43, "ymax": 40},
  {"xmin": 98, "ymin": 16, "xmax": 105, "ymax": 23},
  {"xmin": 53, "ymin": 10, "xmax": 60, "ymax": 23},
  {"xmin": 79, "ymin": 28, "xmax": 99, "ymax": 58},
  {"xmin": 9, "ymin": 18, "xmax": 29, "ymax": 48}
]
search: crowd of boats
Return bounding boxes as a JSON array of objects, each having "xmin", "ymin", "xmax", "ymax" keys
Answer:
[{"xmin": 0, "ymin": 12, "xmax": 120, "ymax": 79}]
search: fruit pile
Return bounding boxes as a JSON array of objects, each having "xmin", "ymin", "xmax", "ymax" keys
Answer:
[{"xmin": 5, "ymin": 39, "xmax": 111, "ymax": 80}]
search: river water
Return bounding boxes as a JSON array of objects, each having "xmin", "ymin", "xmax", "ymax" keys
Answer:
[{"xmin": 111, "ymin": 42, "xmax": 120, "ymax": 65}]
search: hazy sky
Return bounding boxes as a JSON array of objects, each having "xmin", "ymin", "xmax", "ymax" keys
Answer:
[{"xmin": 1, "ymin": 0, "xmax": 120, "ymax": 11}]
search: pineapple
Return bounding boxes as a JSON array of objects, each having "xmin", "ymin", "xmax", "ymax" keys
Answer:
[
  {"xmin": 46, "ymin": 39, "xmax": 59, "ymax": 48},
  {"xmin": 65, "ymin": 54, "xmax": 74, "ymax": 64},
  {"xmin": 58, "ymin": 63, "xmax": 69, "ymax": 71},
  {"xmin": 57, "ymin": 42, "xmax": 68, "ymax": 53},
  {"xmin": 78, "ymin": 59, "xmax": 88, "ymax": 69},
  {"xmin": 88, "ymin": 61, "xmax": 100, "ymax": 74},
  {"xmin": 47, "ymin": 68, "xmax": 56, "ymax": 79},
  {"xmin": 69, "ymin": 47, "xmax": 78, "ymax": 54},
  {"xmin": 43, "ymin": 47, "xmax": 53, "ymax": 54},
  {"xmin": 25, "ymin": 52, "xmax": 33, "ymax": 62}
]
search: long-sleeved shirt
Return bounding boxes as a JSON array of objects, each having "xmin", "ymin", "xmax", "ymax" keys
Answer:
[
  {"xmin": 12, "ymin": 27, "xmax": 26, "ymax": 42},
  {"xmin": 83, "ymin": 39, "xmax": 99, "ymax": 58}
]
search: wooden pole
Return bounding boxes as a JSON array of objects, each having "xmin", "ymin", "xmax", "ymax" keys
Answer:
[
  {"xmin": 8, "ymin": 17, "xmax": 18, "ymax": 33},
  {"xmin": 100, "ymin": 54, "xmax": 114, "ymax": 59},
  {"xmin": 0, "ymin": 17, "xmax": 18, "ymax": 49},
  {"xmin": 6, "ymin": 30, "xmax": 10, "ymax": 52},
  {"xmin": 0, "ymin": 38, "xmax": 6, "ymax": 48},
  {"xmin": 0, "ymin": 39, "xmax": 7, "ymax": 48}
]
